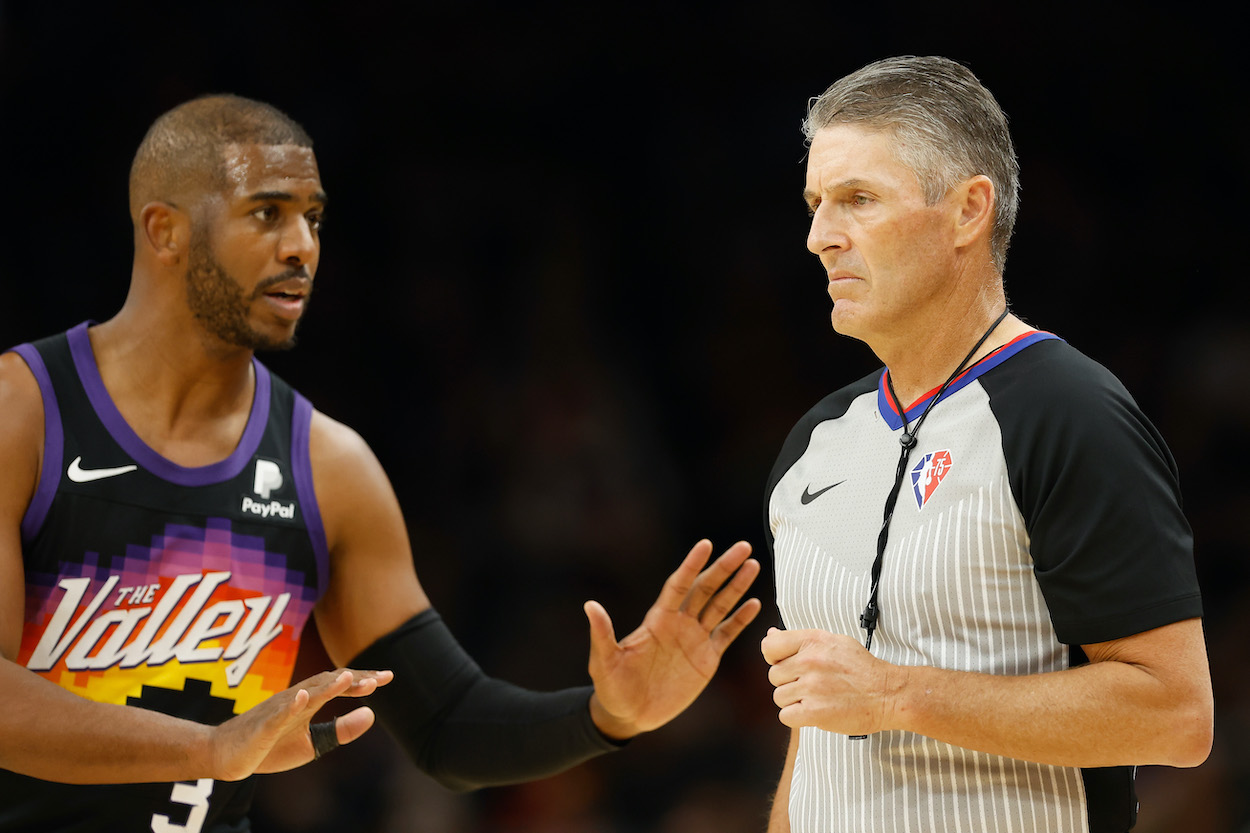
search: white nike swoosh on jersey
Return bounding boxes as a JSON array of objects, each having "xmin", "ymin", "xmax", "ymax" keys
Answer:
[{"xmin": 67, "ymin": 456, "xmax": 138, "ymax": 483}]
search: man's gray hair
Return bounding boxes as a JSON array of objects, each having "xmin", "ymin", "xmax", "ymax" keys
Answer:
[{"xmin": 803, "ymin": 56, "xmax": 1020, "ymax": 272}]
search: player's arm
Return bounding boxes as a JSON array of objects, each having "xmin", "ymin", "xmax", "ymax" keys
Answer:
[
  {"xmin": 308, "ymin": 409, "xmax": 612, "ymax": 791},
  {"xmin": 767, "ymin": 727, "xmax": 798, "ymax": 833},
  {"xmin": 0, "ymin": 659, "xmax": 388, "ymax": 783},
  {"xmin": 0, "ymin": 352, "xmax": 388, "ymax": 784},
  {"xmin": 309, "ymin": 410, "xmax": 762, "ymax": 790},
  {"xmin": 762, "ymin": 617, "xmax": 1213, "ymax": 767}
]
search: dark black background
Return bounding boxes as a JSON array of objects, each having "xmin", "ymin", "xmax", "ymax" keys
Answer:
[{"xmin": 2, "ymin": 3, "xmax": 1246, "ymax": 831}]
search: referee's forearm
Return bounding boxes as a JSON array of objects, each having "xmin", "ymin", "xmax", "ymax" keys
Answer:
[{"xmin": 888, "ymin": 621, "xmax": 1212, "ymax": 768}]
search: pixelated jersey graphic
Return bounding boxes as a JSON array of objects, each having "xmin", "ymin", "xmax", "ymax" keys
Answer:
[
  {"xmin": 911, "ymin": 449, "xmax": 953, "ymax": 509},
  {"xmin": 17, "ymin": 518, "xmax": 317, "ymax": 714}
]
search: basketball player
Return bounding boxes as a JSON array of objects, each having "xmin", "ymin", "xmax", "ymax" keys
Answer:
[
  {"xmin": 760, "ymin": 56, "xmax": 1212, "ymax": 832},
  {"xmin": 0, "ymin": 94, "xmax": 761, "ymax": 831}
]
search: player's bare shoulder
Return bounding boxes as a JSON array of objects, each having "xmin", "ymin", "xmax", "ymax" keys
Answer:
[
  {"xmin": 0, "ymin": 350, "xmax": 43, "ymax": 428},
  {"xmin": 0, "ymin": 349, "xmax": 44, "ymax": 658},
  {"xmin": 305, "ymin": 408, "xmax": 405, "ymax": 545},
  {"xmin": 0, "ymin": 350, "xmax": 46, "ymax": 513},
  {"xmin": 302, "ymin": 407, "xmax": 427, "ymax": 661},
  {"xmin": 306, "ymin": 408, "xmax": 384, "ymax": 485}
]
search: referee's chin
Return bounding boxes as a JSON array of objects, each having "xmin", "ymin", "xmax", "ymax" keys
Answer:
[{"xmin": 828, "ymin": 302, "xmax": 870, "ymax": 342}]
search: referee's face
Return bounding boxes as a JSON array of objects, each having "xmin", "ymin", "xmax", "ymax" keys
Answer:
[{"xmin": 803, "ymin": 124, "xmax": 964, "ymax": 349}]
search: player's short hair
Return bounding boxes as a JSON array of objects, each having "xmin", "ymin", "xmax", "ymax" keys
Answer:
[
  {"xmin": 128, "ymin": 94, "xmax": 313, "ymax": 217},
  {"xmin": 803, "ymin": 56, "xmax": 1020, "ymax": 272}
]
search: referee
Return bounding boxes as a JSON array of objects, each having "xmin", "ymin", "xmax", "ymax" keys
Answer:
[{"xmin": 761, "ymin": 56, "xmax": 1211, "ymax": 833}]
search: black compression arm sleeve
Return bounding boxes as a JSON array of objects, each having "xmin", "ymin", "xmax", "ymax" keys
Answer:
[{"xmin": 350, "ymin": 609, "xmax": 625, "ymax": 791}]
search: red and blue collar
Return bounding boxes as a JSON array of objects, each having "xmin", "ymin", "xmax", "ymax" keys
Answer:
[{"xmin": 878, "ymin": 330, "xmax": 1060, "ymax": 430}]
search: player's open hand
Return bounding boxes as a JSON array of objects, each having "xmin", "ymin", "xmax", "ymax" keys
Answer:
[
  {"xmin": 210, "ymin": 667, "xmax": 392, "ymax": 780},
  {"xmin": 584, "ymin": 540, "xmax": 760, "ymax": 739}
]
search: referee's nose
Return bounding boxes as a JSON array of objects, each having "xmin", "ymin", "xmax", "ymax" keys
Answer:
[{"xmin": 807, "ymin": 201, "xmax": 850, "ymax": 258}]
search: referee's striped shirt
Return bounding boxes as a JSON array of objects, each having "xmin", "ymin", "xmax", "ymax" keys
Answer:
[{"xmin": 766, "ymin": 333, "xmax": 1200, "ymax": 833}]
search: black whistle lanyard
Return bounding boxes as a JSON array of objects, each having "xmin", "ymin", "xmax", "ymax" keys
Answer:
[
  {"xmin": 847, "ymin": 309, "xmax": 1009, "ymax": 741},
  {"xmin": 858, "ymin": 307, "xmax": 1011, "ymax": 653}
]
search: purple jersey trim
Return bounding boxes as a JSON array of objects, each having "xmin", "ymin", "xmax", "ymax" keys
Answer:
[
  {"xmin": 66, "ymin": 321, "xmax": 272, "ymax": 486},
  {"xmin": 878, "ymin": 331, "xmax": 1061, "ymax": 431},
  {"xmin": 291, "ymin": 392, "xmax": 330, "ymax": 594},
  {"xmin": 9, "ymin": 344, "xmax": 63, "ymax": 544}
]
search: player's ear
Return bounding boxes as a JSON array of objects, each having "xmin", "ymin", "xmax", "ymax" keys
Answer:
[
  {"xmin": 139, "ymin": 201, "xmax": 191, "ymax": 266},
  {"xmin": 953, "ymin": 175, "xmax": 994, "ymax": 249}
]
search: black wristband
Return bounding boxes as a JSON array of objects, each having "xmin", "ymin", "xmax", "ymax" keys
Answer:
[
  {"xmin": 351, "ymin": 609, "xmax": 624, "ymax": 791},
  {"xmin": 310, "ymin": 720, "xmax": 339, "ymax": 760}
]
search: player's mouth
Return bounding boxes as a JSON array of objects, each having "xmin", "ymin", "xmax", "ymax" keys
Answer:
[{"xmin": 259, "ymin": 278, "xmax": 312, "ymax": 321}]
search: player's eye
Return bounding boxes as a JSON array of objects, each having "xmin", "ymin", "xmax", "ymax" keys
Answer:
[
  {"xmin": 253, "ymin": 206, "xmax": 278, "ymax": 222},
  {"xmin": 306, "ymin": 212, "xmax": 325, "ymax": 232}
]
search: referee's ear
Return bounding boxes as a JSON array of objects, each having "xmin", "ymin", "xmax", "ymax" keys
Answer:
[{"xmin": 952, "ymin": 174, "xmax": 995, "ymax": 253}]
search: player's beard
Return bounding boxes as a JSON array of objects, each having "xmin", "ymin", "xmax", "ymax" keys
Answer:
[{"xmin": 185, "ymin": 233, "xmax": 309, "ymax": 352}]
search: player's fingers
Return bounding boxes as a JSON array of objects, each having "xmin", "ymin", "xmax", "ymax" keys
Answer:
[
  {"xmin": 333, "ymin": 706, "xmax": 377, "ymax": 747},
  {"xmin": 296, "ymin": 669, "xmax": 356, "ymax": 714},
  {"xmin": 709, "ymin": 597, "xmax": 763, "ymax": 652},
  {"xmin": 289, "ymin": 687, "xmax": 310, "ymax": 714},
  {"xmin": 337, "ymin": 669, "xmax": 393, "ymax": 698},
  {"xmin": 584, "ymin": 600, "xmax": 618, "ymax": 657},
  {"xmin": 300, "ymin": 668, "xmax": 390, "ymax": 712},
  {"xmin": 697, "ymin": 556, "xmax": 761, "ymax": 629},
  {"xmin": 651, "ymin": 540, "xmax": 714, "ymax": 612},
  {"xmin": 214, "ymin": 685, "xmax": 311, "ymax": 781},
  {"xmin": 678, "ymin": 541, "xmax": 753, "ymax": 616}
]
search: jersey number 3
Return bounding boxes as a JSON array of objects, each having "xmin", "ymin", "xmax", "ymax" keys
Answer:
[{"xmin": 151, "ymin": 779, "xmax": 214, "ymax": 833}]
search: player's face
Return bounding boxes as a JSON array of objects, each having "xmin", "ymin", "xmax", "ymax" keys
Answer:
[
  {"xmin": 187, "ymin": 143, "xmax": 326, "ymax": 351},
  {"xmin": 803, "ymin": 124, "xmax": 961, "ymax": 346}
]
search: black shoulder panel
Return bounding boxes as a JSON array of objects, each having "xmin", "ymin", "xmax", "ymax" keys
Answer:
[{"xmin": 981, "ymin": 339, "xmax": 1200, "ymax": 645}]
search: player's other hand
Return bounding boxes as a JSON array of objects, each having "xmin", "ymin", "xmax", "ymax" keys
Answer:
[
  {"xmin": 209, "ymin": 667, "xmax": 392, "ymax": 780},
  {"xmin": 584, "ymin": 539, "xmax": 761, "ymax": 739}
]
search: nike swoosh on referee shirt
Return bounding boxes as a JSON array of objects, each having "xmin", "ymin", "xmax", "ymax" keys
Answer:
[
  {"xmin": 67, "ymin": 456, "xmax": 138, "ymax": 483},
  {"xmin": 800, "ymin": 480, "xmax": 845, "ymax": 505}
]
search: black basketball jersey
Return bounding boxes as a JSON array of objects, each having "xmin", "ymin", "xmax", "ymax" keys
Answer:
[{"xmin": 1, "ymin": 321, "xmax": 329, "ymax": 832}]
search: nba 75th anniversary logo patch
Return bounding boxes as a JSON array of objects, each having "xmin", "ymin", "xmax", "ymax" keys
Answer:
[{"xmin": 911, "ymin": 449, "xmax": 952, "ymax": 510}]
